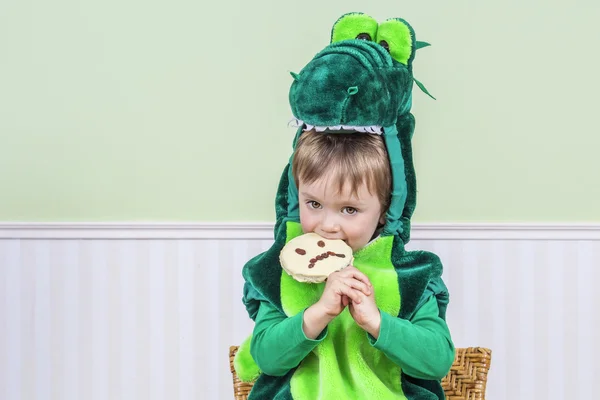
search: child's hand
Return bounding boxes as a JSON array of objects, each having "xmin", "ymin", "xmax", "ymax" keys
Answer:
[
  {"xmin": 316, "ymin": 266, "xmax": 372, "ymax": 318},
  {"xmin": 349, "ymin": 288, "xmax": 381, "ymax": 339}
]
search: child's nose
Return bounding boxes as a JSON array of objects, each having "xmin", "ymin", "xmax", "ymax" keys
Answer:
[{"xmin": 320, "ymin": 213, "xmax": 340, "ymax": 233}]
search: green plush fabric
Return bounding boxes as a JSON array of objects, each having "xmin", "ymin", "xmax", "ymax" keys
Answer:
[
  {"xmin": 377, "ymin": 18, "xmax": 415, "ymax": 66},
  {"xmin": 234, "ymin": 335, "xmax": 261, "ymax": 382},
  {"xmin": 282, "ymin": 224, "xmax": 405, "ymax": 399},
  {"xmin": 330, "ymin": 12, "xmax": 378, "ymax": 44},
  {"xmin": 244, "ymin": 370, "xmax": 295, "ymax": 400},
  {"xmin": 235, "ymin": 13, "xmax": 450, "ymax": 400},
  {"xmin": 289, "ymin": 40, "xmax": 409, "ymax": 130},
  {"xmin": 243, "ymin": 223, "xmax": 409, "ymax": 398},
  {"xmin": 382, "ymin": 124, "xmax": 407, "ymax": 237}
]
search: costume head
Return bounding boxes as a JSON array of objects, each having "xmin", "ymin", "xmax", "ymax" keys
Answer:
[
  {"xmin": 283, "ymin": 12, "xmax": 431, "ymax": 244},
  {"xmin": 237, "ymin": 13, "xmax": 449, "ymax": 400}
]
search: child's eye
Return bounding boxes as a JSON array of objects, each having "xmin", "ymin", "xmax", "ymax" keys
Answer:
[
  {"xmin": 342, "ymin": 207, "xmax": 358, "ymax": 215},
  {"xmin": 308, "ymin": 201, "xmax": 322, "ymax": 209}
]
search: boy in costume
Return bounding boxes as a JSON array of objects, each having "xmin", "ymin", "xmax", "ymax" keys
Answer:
[{"xmin": 235, "ymin": 12, "xmax": 454, "ymax": 400}]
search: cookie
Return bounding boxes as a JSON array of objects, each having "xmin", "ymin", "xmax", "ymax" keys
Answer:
[{"xmin": 279, "ymin": 232, "xmax": 353, "ymax": 283}]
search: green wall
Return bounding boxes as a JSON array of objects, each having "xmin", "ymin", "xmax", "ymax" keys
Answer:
[{"xmin": 1, "ymin": 1, "xmax": 599, "ymax": 222}]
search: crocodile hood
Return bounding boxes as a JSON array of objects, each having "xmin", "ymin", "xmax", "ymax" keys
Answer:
[{"xmin": 278, "ymin": 12, "xmax": 431, "ymax": 244}]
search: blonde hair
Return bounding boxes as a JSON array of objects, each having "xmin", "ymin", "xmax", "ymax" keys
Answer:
[{"xmin": 292, "ymin": 130, "xmax": 391, "ymax": 212}]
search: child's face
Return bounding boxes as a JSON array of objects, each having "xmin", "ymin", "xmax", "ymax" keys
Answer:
[{"xmin": 298, "ymin": 172, "xmax": 385, "ymax": 253}]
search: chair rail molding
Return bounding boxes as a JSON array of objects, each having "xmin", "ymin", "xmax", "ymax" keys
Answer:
[{"xmin": 1, "ymin": 222, "xmax": 599, "ymax": 240}]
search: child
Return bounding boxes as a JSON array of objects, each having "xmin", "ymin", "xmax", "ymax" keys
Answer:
[{"xmin": 236, "ymin": 13, "xmax": 454, "ymax": 400}]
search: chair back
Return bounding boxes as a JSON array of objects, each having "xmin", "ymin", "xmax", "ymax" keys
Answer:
[{"xmin": 441, "ymin": 347, "xmax": 492, "ymax": 400}]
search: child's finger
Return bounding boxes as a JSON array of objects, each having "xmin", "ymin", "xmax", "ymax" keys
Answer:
[
  {"xmin": 342, "ymin": 295, "xmax": 349, "ymax": 307},
  {"xmin": 345, "ymin": 277, "xmax": 371, "ymax": 296},
  {"xmin": 342, "ymin": 267, "xmax": 372, "ymax": 288},
  {"xmin": 338, "ymin": 285, "xmax": 363, "ymax": 304}
]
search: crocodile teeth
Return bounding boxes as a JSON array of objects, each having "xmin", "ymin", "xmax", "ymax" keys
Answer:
[{"xmin": 290, "ymin": 118, "xmax": 383, "ymax": 135}]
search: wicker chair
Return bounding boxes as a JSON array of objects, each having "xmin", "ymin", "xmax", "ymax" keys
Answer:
[{"xmin": 229, "ymin": 346, "xmax": 491, "ymax": 400}]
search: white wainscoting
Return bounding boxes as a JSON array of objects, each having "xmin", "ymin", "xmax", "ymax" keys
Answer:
[{"xmin": 0, "ymin": 223, "xmax": 599, "ymax": 400}]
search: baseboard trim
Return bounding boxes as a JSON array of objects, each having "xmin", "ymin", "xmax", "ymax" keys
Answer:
[{"xmin": 1, "ymin": 222, "xmax": 599, "ymax": 240}]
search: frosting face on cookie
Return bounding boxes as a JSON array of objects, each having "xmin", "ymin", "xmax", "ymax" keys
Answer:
[{"xmin": 280, "ymin": 232, "xmax": 353, "ymax": 283}]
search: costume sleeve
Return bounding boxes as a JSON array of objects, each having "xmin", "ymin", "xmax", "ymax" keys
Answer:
[
  {"xmin": 369, "ymin": 295, "xmax": 455, "ymax": 380},
  {"xmin": 250, "ymin": 301, "xmax": 327, "ymax": 376}
]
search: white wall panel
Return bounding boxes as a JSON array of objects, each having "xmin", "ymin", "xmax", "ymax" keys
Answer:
[{"xmin": 0, "ymin": 225, "xmax": 599, "ymax": 400}]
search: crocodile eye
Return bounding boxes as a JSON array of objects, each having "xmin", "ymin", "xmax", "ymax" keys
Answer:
[
  {"xmin": 376, "ymin": 18, "xmax": 415, "ymax": 65},
  {"xmin": 379, "ymin": 40, "xmax": 390, "ymax": 53},
  {"xmin": 331, "ymin": 13, "xmax": 377, "ymax": 44}
]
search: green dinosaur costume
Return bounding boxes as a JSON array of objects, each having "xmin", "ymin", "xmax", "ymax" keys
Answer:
[{"xmin": 236, "ymin": 13, "xmax": 454, "ymax": 400}]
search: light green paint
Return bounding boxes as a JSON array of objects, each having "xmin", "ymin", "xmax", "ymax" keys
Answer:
[{"xmin": 1, "ymin": 1, "xmax": 599, "ymax": 222}]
